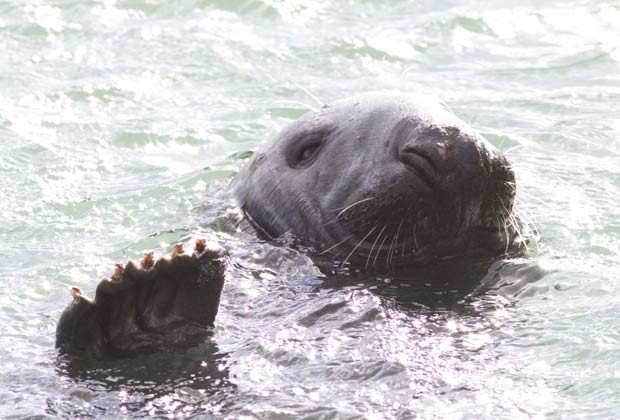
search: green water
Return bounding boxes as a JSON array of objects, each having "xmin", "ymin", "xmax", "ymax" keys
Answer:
[{"xmin": 1, "ymin": 0, "xmax": 619, "ymax": 418}]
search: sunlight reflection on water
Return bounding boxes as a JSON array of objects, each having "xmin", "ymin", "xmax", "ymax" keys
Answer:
[{"xmin": 0, "ymin": 0, "xmax": 619, "ymax": 418}]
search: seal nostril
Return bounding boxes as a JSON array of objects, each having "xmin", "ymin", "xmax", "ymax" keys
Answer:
[
  {"xmin": 399, "ymin": 145, "xmax": 439, "ymax": 189},
  {"xmin": 400, "ymin": 145, "xmax": 438, "ymax": 172}
]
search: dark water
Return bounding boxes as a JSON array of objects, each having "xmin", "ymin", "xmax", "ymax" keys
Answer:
[{"xmin": 1, "ymin": 0, "xmax": 619, "ymax": 418}]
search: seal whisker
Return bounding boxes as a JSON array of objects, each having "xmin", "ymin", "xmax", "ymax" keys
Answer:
[
  {"xmin": 509, "ymin": 211, "xmax": 523, "ymax": 239},
  {"xmin": 319, "ymin": 235, "xmax": 354, "ymax": 255},
  {"xmin": 333, "ymin": 197, "xmax": 375, "ymax": 220},
  {"xmin": 340, "ymin": 225, "xmax": 378, "ymax": 269},
  {"xmin": 496, "ymin": 193, "xmax": 530, "ymax": 254},
  {"xmin": 365, "ymin": 225, "xmax": 386, "ymax": 270},
  {"xmin": 330, "ymin": 197, "xmax": 375, "ymax": 212},
  {"xmin": 385, "ymin": 235, "xmax": 393, "ymax": 268},
  {"xmin": 516, "ymin": 190, "xmax": 553, "ymax": 210},
  {"xmin": 491, "ymin": 207, "xmax": 511, "ymax": 255},
  {"xmin": 509, "ymin": 207, "xmax": 539, "ymax": 254},
  {"xmin": 322, "ymin": 212, "xmax": 366, "ymax": 228},
  {"xmin": 373, "ymin": 233, "xmax": 390, "ymax": 267},
  {"xmin": 515, "ymin": 207, "xmax": 540, "ymax": 244},
  {"xmin": 496, "ymin": 194, "xmax": 519, "ymax": 236},
  {"xmin": 502, "ymin": 218, "xmax": 511, "ymax": 254},
  {"xmin": 513, "ymin": 202, "xmax": 540, "ymax": 236},
  {"xmin": 387, "ymin": 223, "xmax": 402, "ymax": 267},
  {"xmin": 388, "ymin": 235, "xmax": 397, "ymax": 267},
  {"xmin": 321, "ymin": 198, "xmax": 374, "ymax": 228},
  {"xmin": 503, "ymin": 144, "xmax": 526, "ymax": 155},
  {"xmin": 393, "ymin": 219, "xmax": 404, "ymax": 260},
  {"xmin": 293, "ymin": 83, "xmax": 325, "ymax": 108}
]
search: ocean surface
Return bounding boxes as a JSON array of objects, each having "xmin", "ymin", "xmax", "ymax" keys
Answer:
[{"xmin": 1, "ymin": 0, "xmax": 619, "ymax": 418}]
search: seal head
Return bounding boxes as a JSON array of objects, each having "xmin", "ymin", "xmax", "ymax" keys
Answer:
[{"xmin": 235, "ymin": 92, "xmax": 519, "ymax": 268}]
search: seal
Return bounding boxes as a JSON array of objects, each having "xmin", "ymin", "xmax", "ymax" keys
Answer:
[
  {"xmin": 235, "ymin": 92, "xmax": 520, "ymax": 269},
  {"xmin": 55, "ymin": 92, "xmax": 523, "ymax": 358}
]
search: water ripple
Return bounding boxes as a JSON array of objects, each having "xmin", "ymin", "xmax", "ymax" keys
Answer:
[{"xmin": 1, "ymin": 0, "xmax": 619, "ymax": 418}]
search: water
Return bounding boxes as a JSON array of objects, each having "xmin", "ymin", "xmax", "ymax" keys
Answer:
[{"xmin": 1, "ymin": 0, "xmax": 619, "ymax": 418}]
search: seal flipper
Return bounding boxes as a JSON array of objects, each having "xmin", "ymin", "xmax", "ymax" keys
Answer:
[
  {"xmin": 55, "ymin": 288, "xmax": 107, "ymax": 357},
  {"xmin": 55, "ymin": 240, "xmax": 227, "ymax": 358}
]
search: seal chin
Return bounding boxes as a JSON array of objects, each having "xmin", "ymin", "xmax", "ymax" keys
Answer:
[{"xmin": 318, "ymin": 217, "xmax": 514, "ymax": 270}]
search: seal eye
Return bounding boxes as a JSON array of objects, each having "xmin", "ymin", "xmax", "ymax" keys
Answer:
[
  {"xmin": 292, "ymin": 140, "xmax": 322, "ymax": 168},
  {"xmin": 299, "ymin": 143, "xmax": 320, "ymax": 162}
]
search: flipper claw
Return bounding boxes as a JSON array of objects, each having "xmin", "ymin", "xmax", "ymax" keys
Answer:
[
  {"xmin": 172, "ymin": 244, "xmax": 184, "ymax": 257},
  {"xmin": 141, "ymin": 252, "xmax": 154, "ymax": 269},
  {"xmin": 70, "ymin": 287, "xmax": 82, "ymax": 302},
  {"xmin": 111, "ymin": 263, "xmax": 123, "ymax": 282},
  {"xmin": 195, "ymin": 239, "xmax": 206, "ymax": 255}
]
